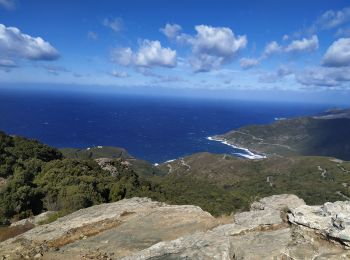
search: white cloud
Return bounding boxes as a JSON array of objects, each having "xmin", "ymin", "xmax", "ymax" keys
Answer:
[
  {"xmin": 282, "ymin": 34, "xmax": 289, "ymax": 41},
  {"xmin": 322, "ymin": 38, "xmax": 350, "ymax": 67},
  {"xmin": 239, "ymin": 57, "xmax": 259, "ymax": 69},
  {"xmin": 259, "ymin": 65, "xmax": 293, "ymax": 83},
  {"xmin": 316, "ymin": 8, "xmax": 350, "ymax": 30},
  {"xmin": 160, "ymin": 23, "xmax": 182, "ymax": 39},
  {"xmin": 0, "ymin": 58, "xmax": 16, "ymax": 71},
  {"xmin": 87, "ymin": 31, "xmax": 98, "ymax": 40},
  {"xmin": 296, "ymin": 67, "xmax": 350, "ymax": 87},
  {"xmin": 263, "ymin": 41, "xmax": 281, "ymax": 57},
  {"xmin": 285, "ymin": 35, "xmax": 319, "ymax": 53},
  {"xmin": 103, "ymin": 17, "xmax": 123, "ymax": 32},
  {"xmin": 112, "ymin": 47, "xmax": 133, "ymax": 66},
  {"xmin": 335, "ymin": 28, "xmax": 350, "ymax": 37},
  {"xmin": 0, "ymin": 24, "xmax": 60, "ymax": 61},
  {"xmin": 184, "ymin": 25, "xmax": 247, "ymax": 72},
  {"xmin": 0, "ymin": 0, "xmax": 15, "ymax": 10},
  {"xmin": 112, "ymin": 40, "xmax": 177, "ymax": 68},
  {"xmin": 239, "ymin": 41, "xmax": 281, "ymax": 70},
  {"xmin": 0, "ymin": 58, "xmax": 16, "ymax": 67},
  {"xmin": 110, "ymin": 70, "xmax": 129, "ymax": 78}
]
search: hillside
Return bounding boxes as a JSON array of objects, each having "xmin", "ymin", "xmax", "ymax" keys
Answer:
[
  {"xmin": 2, "ymin": 129, "xmax": 350, "ymax": 224},
  {"xmin": 61, "ymin": 146, "xmax": 164, "ymax": 177},
  {"xmin": 158, "ymin": 152, "xmax": 350, "ymax": 206},
  {"xmin": 215, "ymin": 108, "xmax": 350, "ymax": 160}
]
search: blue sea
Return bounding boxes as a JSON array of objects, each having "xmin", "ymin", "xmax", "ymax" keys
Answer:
[{"xmin": 0, "ymin": 88, "xmax": 331, "ymax": 163}]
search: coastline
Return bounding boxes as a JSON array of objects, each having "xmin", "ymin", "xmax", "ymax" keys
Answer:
[{"xmin": 207, "ymin": 136, "xmax": 266, "ymax": 160}]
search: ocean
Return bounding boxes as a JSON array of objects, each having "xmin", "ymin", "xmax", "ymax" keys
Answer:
[{"xmin": 0, "ymin": 88, "xmax": 331, "ymax": 163}]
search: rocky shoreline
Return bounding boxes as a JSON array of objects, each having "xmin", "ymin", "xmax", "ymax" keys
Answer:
[{"xmin": 207, "ymin": 136, "xmax": 267, "ymax": 159}]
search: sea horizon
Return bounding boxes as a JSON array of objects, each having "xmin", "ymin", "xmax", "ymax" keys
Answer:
[{"xmin": 0, "ymin": 86, "xmax": 336, "ymax": 163}]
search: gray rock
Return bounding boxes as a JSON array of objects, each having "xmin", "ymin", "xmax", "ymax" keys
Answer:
[
  {"xmin": 250, "ymin": 194, "xmax": 306, "ymax": 211},
  {"xmin": 234, "ymin": 208, "xmax": 283, "ymax": 228},
  {"xmin": 0, "ymin": 197, "xmax": 217, "ymax": 258},
  {"xmin": 288, "ymin": 200, "xmax": 350, "ymax": 246},
  {"xmin": 10, "ymin": 211, "xmax": 57, "ymax": 227},
  {"xmin": 1, "ymin": 194, "xmax": 349, "ymax": 260}
]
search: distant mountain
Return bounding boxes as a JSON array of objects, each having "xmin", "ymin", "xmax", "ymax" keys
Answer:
[{"xmin": 215, "ymin": 108, "xmax": 350, "ymax": 160}]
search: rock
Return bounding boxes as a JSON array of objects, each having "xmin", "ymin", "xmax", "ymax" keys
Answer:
[
  {"xmin": 250, "ymin": 194, "xmax": 306, "ymax": 211},
  {"xmin": 0, "ymin": 197, "xmax": 218, "ymax": 258},
  {"xmin": 10, "ymin": 211, "xmax": 57, "ymax": 227},
  {"xmin": 288, "ymin": 200, "xmax": 350, "ymax": 246},
  {"xmin": 1, "ymin": 194, "xmax": 349, "ymax": 259},
  {"xmin": 234, "ymin": 208, "xmax": 283, "ymax": 228},
  {"xmin": 33, "ymin": 253, "xmax": 43, "ymax": 258}
]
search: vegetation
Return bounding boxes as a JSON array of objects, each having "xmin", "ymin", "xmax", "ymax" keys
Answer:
[
  {"xmin": 159, "ymin": 152, "xmax": 350, "ymax": 206},
  {"xmin": 60, "ymin": 146, "xmax": 132, "ymax": 160},
  {"xmin": 1, "ymin": 128, "xmax": 350, "ymax": 225},
  {"xmin": 220, "ymin": 117, "xmax": 350, "ymax": 160},
  {"xmin": 0, "ymin": 131, "xmax": 161, "ymax": 224}
]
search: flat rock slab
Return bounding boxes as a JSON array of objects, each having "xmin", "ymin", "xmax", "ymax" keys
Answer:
[
  {"xmin": 56, "ymin": 205, "xmax": 217, "ymax": 259},
  {"xmin": 288, "ymin": 201, "xmax": 350, "ymax": 246},
  {"xmin": 250, "ymin": 194, "xmax": 306, "ymax": 211},
  {"xmin": 0, "ymin": 198, "xmax": 217, "ymax": 258},
  {"xmin": 234, "ymin": 208, "xmax": 283, "ymax": 228}
]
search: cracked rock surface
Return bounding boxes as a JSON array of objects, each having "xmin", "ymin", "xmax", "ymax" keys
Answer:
[{"xmin": 1, "ymin": 195, "xmax": 350, "ymax": 259}]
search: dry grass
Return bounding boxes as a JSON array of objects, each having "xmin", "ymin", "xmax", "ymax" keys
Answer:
[
  {"xmin": 47, "ymin": 218, "xmax": 123, "ymax": 248},
  {"xmin": 215, "ymin": 214, "xmax": 234, "ymax": 226},
  {"xmin": 0, "ymin": 223, "xmax": 35, "ymax": 242}
]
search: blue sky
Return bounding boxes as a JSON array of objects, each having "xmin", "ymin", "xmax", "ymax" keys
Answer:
[{"xmin": 1, "ymin": 0, "xmax": 350, "ymax": 103}]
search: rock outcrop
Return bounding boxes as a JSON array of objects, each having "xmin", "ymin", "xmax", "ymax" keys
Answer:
[
  {"xmin": 1, "ymin": 195, "xmax": 350, "ymax": 259},
  {"xmin": 289, "ymin": 200, "xmax": 350, "ymax": 246}
]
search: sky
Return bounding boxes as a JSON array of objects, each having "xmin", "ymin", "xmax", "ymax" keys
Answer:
[{"xmin": 1, "ymin": 0, "xmax": 350, "ymax": 104}]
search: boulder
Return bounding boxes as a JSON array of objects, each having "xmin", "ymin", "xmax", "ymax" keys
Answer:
[
  {"xmin": 250, "ymin": 194, "xmax": 306, "ymax": 211},
  {"xmin": 288, "ymin": 200, "xmax": 350, "ymax": 246}
]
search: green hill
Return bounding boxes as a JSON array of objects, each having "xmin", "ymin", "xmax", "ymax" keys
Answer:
[
  {"xmin": 217, "ymin": 110, "xmax": 350, "ymax": 160},
  {"xmin": 158, "ymin": 152, "xmax": 350, "ymax": 207},
  {"xmin": 60, "ymin": 146, "xmax": 132, "ymax": 160}
]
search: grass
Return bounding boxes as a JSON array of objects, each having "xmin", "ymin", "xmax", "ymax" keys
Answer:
[{"xmin": 0, "ymin": 223, "xmax": 35, "ymax": 242}]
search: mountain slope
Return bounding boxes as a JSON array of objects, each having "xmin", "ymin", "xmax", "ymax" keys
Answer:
[{"xmin": 216, "ymin": 109, "xmax": 350, "ymax": 159}]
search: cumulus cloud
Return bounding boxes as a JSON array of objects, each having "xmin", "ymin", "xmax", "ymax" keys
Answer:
[
  {"xmin": 259, "ymin": 65, "xmax": 293, "ymax": 83},
  {"xmin": 263, "ymin": 41, "xmax": 282, "ymax": 57},
  {"xmin": 316, "ymin": 7, "xmax": 350, "ymax": 30},
  {"xmin": 239, "ymin": 57, "xmax": 259, "ymax": 69},
  {"xmin": 282, "ymin": 34, "xmax": 289, "ymax": 41},
  {"xmin": 160, "ymin": 23, "xmax": 182, "ymax": 39},
  {"xmin": 182, "ymin": 25, "xmax": 247, "ymax": 72},
  {"xmin": 285, "ymin": 35, "xmax": 319, "ymax": 53},
  {"xmin": 239, "ymin": 41, "xmax": 280, "ymax": 70},
  {"xmin": 111, "ymin": 40, "xmax": 177, "ymax": 68},
  {"xmin": 296, "ymin": 67, "xmax": 350, "ymax": 87},
  {"xmin": 0, "ymin": 0, "xmax": 15, "ymax": 10},
  {"xmin": 0, "ymin": 24, "xmax": 60, "ymax": 61},
  {"xmin": 110, "ymin": 70, "xmax": 129, "ymax": 78},
  {"xmin": 322, "ymin": 38, "xmax": 350, "ymax": 67},
  {"xmin": 103, "ymin": 17, "xmax": 123, "ymax": 32}
]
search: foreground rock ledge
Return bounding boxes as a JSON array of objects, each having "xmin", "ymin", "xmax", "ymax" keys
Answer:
[{"xmin": 1, "ymin": 195, "xmax": 350, "ymax": 259}]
